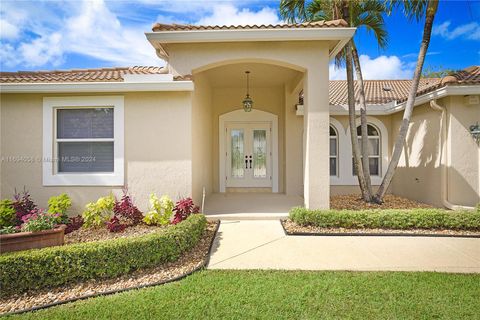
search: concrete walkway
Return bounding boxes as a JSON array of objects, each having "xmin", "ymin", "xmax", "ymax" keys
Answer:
[{"xmin": 208, "ymin": 220, "xmax": 480, "ymax": 273}]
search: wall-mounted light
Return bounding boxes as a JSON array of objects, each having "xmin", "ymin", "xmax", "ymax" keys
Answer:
[
  {"xmin": 470, "ymin": 122, "xmax": 480, "ymax": 143},
  {"xmin": 242, "ymin": 71, "xmax": 253, "ymax": 112}
]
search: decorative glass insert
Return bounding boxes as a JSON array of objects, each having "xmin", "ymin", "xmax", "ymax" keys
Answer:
[
  {"xmin": 253, "ymin": 129, "xmax": 267, "ymax": 178},
  {"xmin": 230, "ymin": 129, "xmax": 244, "ymax": 178}
]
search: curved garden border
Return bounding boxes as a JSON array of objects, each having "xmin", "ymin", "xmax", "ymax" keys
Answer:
[{"xmin": 1, "ymin": 218, "xmax": 220, "ymax": 316}]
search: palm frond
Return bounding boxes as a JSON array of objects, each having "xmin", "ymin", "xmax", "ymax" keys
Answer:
[{"xmin": 279, "ymin": 0, "xmax": 308, "ymax": 23}]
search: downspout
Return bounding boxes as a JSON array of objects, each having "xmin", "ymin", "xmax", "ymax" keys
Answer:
[{"xmin": 429, "ymin": 99, "xmax": 475, "ymax": 210}]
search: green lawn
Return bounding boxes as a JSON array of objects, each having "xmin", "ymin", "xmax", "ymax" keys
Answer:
[{"xmin": 7, "ymin": 270, "xmax": 480, "ymax": 320}]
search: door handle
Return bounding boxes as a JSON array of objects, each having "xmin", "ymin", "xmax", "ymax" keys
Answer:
[
  {"xmin": 245, "ymin": 156, "xmax": 249, "ymax": 169},
  {"xmin": 248, "ymin": 155, "xmax": 252, "ymax": 169}
]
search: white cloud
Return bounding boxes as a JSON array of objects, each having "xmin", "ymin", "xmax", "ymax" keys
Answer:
[
  {"xmin": 0, "ymin": 19, "xmax": 20, "ymax": 39},
  {"xmin": 329, "ymin": 55, "xmax": 414, "ymax": 80},
  {"xmin": 1, "ymin": 0, "xmax": 162, "ymax": 69},
  {"xmin": 433, "ymin": 21, "xmax": 480, "ymax": 41},
  {"xmin": 195, "ymin": 4, "xmax": 281, "ymax": 26}
]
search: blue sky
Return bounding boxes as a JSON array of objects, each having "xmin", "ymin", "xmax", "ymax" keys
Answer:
[{"xmin": 1, "ymin": 0, "xmax": 479, "ymax": 79}]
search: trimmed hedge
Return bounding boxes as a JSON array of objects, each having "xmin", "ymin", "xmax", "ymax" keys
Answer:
[
  {"xmin": 289, "ymin": 207, "xmax": 480, "ymax": 231},
  {"xmin": 0, "ymin": 214, "xmax": 206, "ymax": 296}
]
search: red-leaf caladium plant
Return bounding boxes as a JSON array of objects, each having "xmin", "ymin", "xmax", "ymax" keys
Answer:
[
  {"xmin": 171, "ymin": 197, "xmax": 200, "ymax": 225},
  {"xmin": 113, "ymin": 189, "xmax": 143, "ymax": 225}
]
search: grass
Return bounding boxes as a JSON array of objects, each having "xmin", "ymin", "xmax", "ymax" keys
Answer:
[{"xmin": 6, "ymin": 270, "xmax": 480, "ymax": 320}]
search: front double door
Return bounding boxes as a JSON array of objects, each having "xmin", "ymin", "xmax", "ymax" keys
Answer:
[{"xmin": 225, "ymin": 122, "xmax": 272, "ymax": 188}]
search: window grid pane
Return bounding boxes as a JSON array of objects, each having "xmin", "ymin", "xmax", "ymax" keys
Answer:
[
  {"xmin": 58, "ymin": 142, "xmax": 114, "ymax": 173},
  {"xmin": 57, "ymin": 108, "xmax": 114, "ymax": 139}
]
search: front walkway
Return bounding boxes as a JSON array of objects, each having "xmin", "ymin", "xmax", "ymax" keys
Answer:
[{"xmin": 208, "ymin": 220, "xmax": 480, "ymax": 273}]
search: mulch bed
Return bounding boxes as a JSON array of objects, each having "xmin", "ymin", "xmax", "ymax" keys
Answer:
[
  {"xmin": 282, "ymin": 219, "xmax": 480, "ymax": 237},
  {"xmin": 0, "ymin": 221, "xmax": 219, "ymax": 315},
  {"xmin": 65, "ymin": 224, "xmax": 167, "ymax": 244},
  {"xmin": 330, "ymin": 194, "xmax": 433, "ymax": 210}
]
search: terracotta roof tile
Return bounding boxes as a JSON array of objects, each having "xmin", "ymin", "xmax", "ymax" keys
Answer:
[
  {"xmin": 0, "ymin": 66, "xmax": 166, "ymax": 83},
  {"xmin": 151, "ymin": 19, "xmax": 348, "ymax": 32},
  {"xmin": 327, "ymin": 66, "xmax": 480, "ymax": 105}
]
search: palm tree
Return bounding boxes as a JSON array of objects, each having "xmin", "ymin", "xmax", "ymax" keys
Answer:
[
  {"xmin": 280, "ymin": 0, "xmax": 388, "ymax": 202},
  {"xmin": 374, "ymin": 0, "xmax": 439, "ymax": 202}
]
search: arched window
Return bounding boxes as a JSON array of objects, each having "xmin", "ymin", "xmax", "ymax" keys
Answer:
[
  {"xmin": 353, "ymin": 124, "xmax": 381, "ymax": 176},
  {"xmin": 330, "ymin": 126, "xmax": 338, "ymax": 176}
]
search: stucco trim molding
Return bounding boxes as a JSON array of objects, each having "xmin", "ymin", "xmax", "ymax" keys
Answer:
[
  {"xmin": 42, "ymin": 96, "xmax": 125, "ymax": 186},
  {"xmin": 218, "ymin": 109, "xmax": 279, "ymax": 193},
  {"xmin": 0, "ymin": 81, "xmax": 194, "ymax": 93}
]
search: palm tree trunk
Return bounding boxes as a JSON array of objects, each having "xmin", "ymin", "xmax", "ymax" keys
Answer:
[
  {"xmin": 346, "ymin": 41, "xmax": 370, "ymax": 201},
  {"xmin": 375, "ymin": 0, "xmax": 439, "ymax": 202},
  {"xmin": 352, "ymin": 41, "xmax": 373, "ymax": 201}
]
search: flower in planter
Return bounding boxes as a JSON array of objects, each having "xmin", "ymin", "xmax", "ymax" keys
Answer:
[{"xmin": 21, "ymin": 209, "xmax": 58, "ymax": 232}]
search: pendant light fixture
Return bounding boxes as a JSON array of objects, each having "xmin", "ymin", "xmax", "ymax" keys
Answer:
[{"xmin": 242, "ymin": 71, "xmax": 253, "ymax": 112}]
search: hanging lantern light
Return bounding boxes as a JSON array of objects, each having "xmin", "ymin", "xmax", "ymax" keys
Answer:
[{"xmin": 242, "ymin": 71, "xmax": 253, "ymax": 112}]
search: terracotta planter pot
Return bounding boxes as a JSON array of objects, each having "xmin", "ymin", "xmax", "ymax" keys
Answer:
[{"xmin": 0, "ymin": 225, "xmax": 66, "ymax": 253}]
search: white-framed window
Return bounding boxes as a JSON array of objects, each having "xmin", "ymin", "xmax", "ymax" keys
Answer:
[
  {"xmin": 352, "ymin": 124, "xmax": 381, "ymax": 176},
  {"xmin": 329, "ymin": 126, "xmax": 338, "ymax": 176},
  {"xmin": 43, "ymin": 96, "xmax": 124, "ymax": 186}
]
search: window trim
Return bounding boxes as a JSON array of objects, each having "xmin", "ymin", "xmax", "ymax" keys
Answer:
[
  {"xmin": 43, "ymin": 96, "xmax": 124, "ymax": 186},
  {"xmin": 329, "ymin": 125, "xmax": 338, "ymax": 177},
  {"xmin": 330, "ymin": 116, "xmax": 388, "ymax": 186}
]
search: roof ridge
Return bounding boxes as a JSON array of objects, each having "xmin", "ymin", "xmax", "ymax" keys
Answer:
[
  {"xmin": 151, "ymin": 19, "xmax": 348, "ymax": 32},
  {"xmin": 0, "ymin": 66, "xmax": 164, "ymax": 76}
]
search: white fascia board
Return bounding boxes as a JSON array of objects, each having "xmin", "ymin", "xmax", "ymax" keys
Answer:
[
  {"xmin": 0, "ymin": 81, "xmax": 194, "ymax": 93},
  {"xmin": 145, "ymin": 28, "xmax": 355, "ymax": 59}
]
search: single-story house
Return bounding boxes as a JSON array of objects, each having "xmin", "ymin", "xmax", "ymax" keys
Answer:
[{"xmin": 0, "ymin": 19, "xmax": 479, "ymax": 214}]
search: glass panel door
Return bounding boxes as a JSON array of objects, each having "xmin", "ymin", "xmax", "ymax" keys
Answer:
[
  {"xmin": 253, "ymin": 129, "xmax": 267, "ymax": 178},
  {"xmin": 230, "ymin": 129, "xmax": 244, "ymax": 178}
]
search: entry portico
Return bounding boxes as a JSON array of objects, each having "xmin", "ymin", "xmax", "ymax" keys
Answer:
[{"xmin": 146, "ymin": 20, "xmax": 355, "ymax": 209}]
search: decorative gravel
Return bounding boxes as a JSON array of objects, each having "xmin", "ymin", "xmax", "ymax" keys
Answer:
[
  {"xmin": 65, "ymin": 224, "xmax": 167, "ymax": 244},
  {"xmin": 282, "ymin": 219, "xmax": 480, "ymax": 237},
  {"xmin": 330, "ymin": 194, "xmax": 433, "ymax": 210},
  {"xmin": 0, "ymin": 221, "xmax": 218, "ymax": 315}
]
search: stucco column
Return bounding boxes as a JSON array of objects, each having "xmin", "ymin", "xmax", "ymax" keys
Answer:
[{"xmin": 303, "ymin": 67, "xmax": 330, "ymax": 209}]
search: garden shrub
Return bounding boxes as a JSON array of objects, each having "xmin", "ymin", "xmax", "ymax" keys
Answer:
[
  {"xmin": 47, "ymin": 193, "xmax": 72, "ymax": 224},
  {"xmin": 0, "ymin": 214, "xmax": 207, "ymax": 296},
  {"xmin": 82, "ymin": 195, "xmax": 115, "ymax": 228},
  {"xmin": 113, "ymin": 190, "xmax": 143, "ymax": 225},
  {"xmin": 289, "ymin": 207, "xmax": 480, "ymax": 231},
  {"xmin": 65, "ymin": 216, "xmax": 84, "ymax": 234},
  {"xmin": 0, "ymin": 199, "xmax": 16, "ymax": 228},
  {"xmin": 12, "ymin": 189, "xmax": 37, "ymax": 225},
  {"xmin": 172, "ymin": 197, "xmax": 200, "ymax": 225},
  {"xmin": 143, "ymin": 194, "xmax": 174, "ymax": 226},
  {"xmin": 106, "ymin": 216, "xmax": 127, "ymax": 233}
]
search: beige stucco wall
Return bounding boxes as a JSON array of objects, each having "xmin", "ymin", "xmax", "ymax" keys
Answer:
[
  {"xmin": 392, "ymin": 97, "xmax": 480, "ymax": 207},
  {"xmin": 191, "ymin": 73, "xmax": 213, "ymax": 204},
  {"xmin": 0, "ymin": 92, "xmax": 193, "ymax": 214}
]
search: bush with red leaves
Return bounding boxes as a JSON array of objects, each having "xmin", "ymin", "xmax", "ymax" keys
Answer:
[
  {"xmin": 106, "ymin": 216, "xmax": 127, "ymax": 233},
  {"xmin": 171, "ymin": 197, "xmax": 200, "ymax": 225},
  {"xmin": 65, "ymin": 216, "xmax": 84, "ymax": 234},
  {"xmin": 113, "ymin": 190, "xmax": 143, "ymax": 225},
  {"xmin": 12, "ymin": 189, "xmax": 38, "ymax": 226}
]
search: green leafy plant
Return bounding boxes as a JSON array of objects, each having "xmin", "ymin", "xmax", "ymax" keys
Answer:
[
  {"xmin": 0, "ymin": 226, "xmax": 17, "ymax": 235},
  {"xmin": 0, "ymin": 214, "xmax": 207, "ymax": 296},
  {"xmin": 48, "ymin": 193, "xmax": 72, "ymax": 224},
  {"xmin": 81, "ymin": 195, "xmax": 115, "ymax": 228},
  {"xmin": 143, "ymin": 194, "xmax": 174, "ymax": 226},
  {"xmin": 21, "ymin": 209, "xmax": 58, "ymax": 232},
  {"xmin": 0, "ymin": 199, "xmax": 16, "ymax": 228},
  {"xmin": 289, "ymin": 207, "xmax": 480, "ymax": 231}
]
